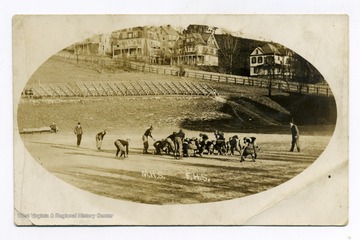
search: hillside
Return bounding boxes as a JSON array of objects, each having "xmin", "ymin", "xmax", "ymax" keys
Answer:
[
  {"xmin": 17, "ymin": 57, "xmax": 336, "ymax": 135},
  {"xmin": 213, "ymin": 35, "xmax": 324, "ymax": 83}
]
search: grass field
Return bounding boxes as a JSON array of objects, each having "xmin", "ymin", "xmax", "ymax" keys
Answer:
[{"xmin": 16, "ymin": 56, "xmax": 336, "ymax": 205}]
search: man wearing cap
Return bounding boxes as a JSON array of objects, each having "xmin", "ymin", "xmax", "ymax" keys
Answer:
[
  {"xmin": 142, "ymin": 126, "xmax": 155, "ymax": 154},
  {"xmin": 290, "ymin": 122, "xmax": 300, "ymax": 152},
  {"xmin": 96, "ymin": 130, "xmax": 107, "ymax": 151},
  {"xmin": 74, "ymin": 122, "xmax": 83, "ymax": 147}
]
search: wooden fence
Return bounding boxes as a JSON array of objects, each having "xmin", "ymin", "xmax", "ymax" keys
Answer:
[{"xmin": 55, "ymin": 52, "xmax": 333, "ymax": 97}]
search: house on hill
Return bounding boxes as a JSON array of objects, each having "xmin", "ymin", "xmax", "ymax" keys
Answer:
[
  {"xmin": 156, "ymin": 25, "xmax": 180, "ymax": 65},
  {"xmin": 73, "ymin": 33, "xmax": 111, "ymax": 56},
  {"xmin": 249, "ymin": 43, "xmax": 293, "ymax": 79},
  {"xmin": 171, "ymin": 31, "xmax": 219, "ymax": 66},
  {"xmin": 111, "ymin": 26, "xmax": 163, "ymax": 64}
]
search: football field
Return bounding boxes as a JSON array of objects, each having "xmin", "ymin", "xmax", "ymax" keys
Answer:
[{"xmin": 21, "ymin": 130, "xmax": 330, "ymax": 205}]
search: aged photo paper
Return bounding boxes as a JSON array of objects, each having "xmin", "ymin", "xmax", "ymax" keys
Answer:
[{"xmin": 13, "ymin": 15, "xmax": 348, "ymax": 226}]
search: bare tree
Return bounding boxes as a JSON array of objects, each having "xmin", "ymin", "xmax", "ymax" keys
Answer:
[
  {"xmin": 263, "ymin": 55, "xmax": 275, "ymax": 97},
  {"xmin": 219, "ymin": 34, "xmax": 238, "ymax": 74}
]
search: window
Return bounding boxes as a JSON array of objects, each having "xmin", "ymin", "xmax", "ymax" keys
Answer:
[
  {"xmin": 127, "ymin": 32, "xmax": 133, "ymax": 38},
  {"xmin": 255, "ymin": 49, "xmax": 258, "ymax": 54},
  {"xmin": 258, "ymin": 57, "xmax": 263, "ymax": 63},
  {"xmin": 265, "ymin": 56, "xmax": 274, "ymax": 64},
  {"xmin": 254, "ymin": 67, "xmax": 258, "ymax": 73},
  {"xmin": 251, "ymin": 57, "xmax": 256, "ymax": 64}
]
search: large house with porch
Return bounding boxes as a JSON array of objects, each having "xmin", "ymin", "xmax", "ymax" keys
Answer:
[
  {"xmin": 249, "ymin": 43, "xmax": 293, "ymax": 78},
  {"xmin": 171, "ymin": 31, "xmax": 219, "ymax": 66},
  {"xmin": 73, "ymin": 33, "xmax": 111, "ymax": 56},
  {"xmin": 111, "ymin": 26, "xmax": 163, "ymax": 64}
]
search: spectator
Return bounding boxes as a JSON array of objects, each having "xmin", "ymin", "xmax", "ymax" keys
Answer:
[
  {"xmin": 50, "ymin": 123, "xmax": 59, "ymax": 133},
  {"xmin": 74, "ymin": 122, "xmax": 83, "ymax": 147},
  {"xmin": 290, "ymin": 122, "xmax": 301, "ymax": 152}
]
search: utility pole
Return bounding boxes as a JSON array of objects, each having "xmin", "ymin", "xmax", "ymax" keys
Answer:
[{"xmin": 267, "ymin": 55, "xmax": 275, "ymax": 97}]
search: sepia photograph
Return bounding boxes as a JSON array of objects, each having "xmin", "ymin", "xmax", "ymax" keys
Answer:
[{"xmin": 12, "ymin": 14, "xmax": 348, "ymax": 227}]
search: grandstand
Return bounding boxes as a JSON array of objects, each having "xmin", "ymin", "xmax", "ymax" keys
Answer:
[{"xmin": 22, "ymin": 81, "xmax": 216, "ymax": 98}]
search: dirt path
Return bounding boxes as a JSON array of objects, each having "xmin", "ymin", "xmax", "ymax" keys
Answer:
[{"xmin": 20, "ymin": 131, "xmax": 331, "ymax": 205}]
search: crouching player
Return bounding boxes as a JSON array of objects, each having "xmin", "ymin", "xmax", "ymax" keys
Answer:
[
  {"xmin": 114, "ymin": 139, "xmax": 130, "ymax": 158},
  {"xmin": 153, "ymin": 139, "xmax": 168, "ymax": 155},
  {"xmin": 240, "ymin": 137, "xmax": 259, "ymax": 162}
]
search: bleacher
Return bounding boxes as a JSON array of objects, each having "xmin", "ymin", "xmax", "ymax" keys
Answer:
[
  {"xmin": 20, "ymin": 127, "xmax": 53, "ymax": 134},
  {"xmin": 23, "ymin": 81, "xmax": 215, "ymax": 98}
]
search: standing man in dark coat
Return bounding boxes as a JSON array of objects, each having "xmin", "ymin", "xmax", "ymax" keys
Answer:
[
  {"xmin": 96, "ymin": 130, "xmax": 107, "ymax": 150},
  {"xmin": 74, "ymin": 122, "xmax": 83, "ymax": 147},
  {"xmin": 290, "ymin": 122, "xmax": 300, "ymax": 152},
  {"xmin": 142, "ymin": 126, "xmax": 155, "ymax": 154}
]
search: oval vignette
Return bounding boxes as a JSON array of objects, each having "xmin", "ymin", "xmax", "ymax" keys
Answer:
[{"xmin": 17, "ymin": 24, "xmax": 337, "ymax": 205}]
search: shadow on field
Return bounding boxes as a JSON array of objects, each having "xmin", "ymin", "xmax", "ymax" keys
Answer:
[
  {"xmin": 269, "ymin": 93, "xmax": 337, "ymax": 125},
  {"xmin": 28, "ymin": 140, "xmax": 118, "ymax": 155},
  {"xmin": 179, "ymin": 93, "xmax": 336, "ymax": 136},
  {"xmin": 64, "ymin": 151, "xmax": 117, "ymax": 160}
]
